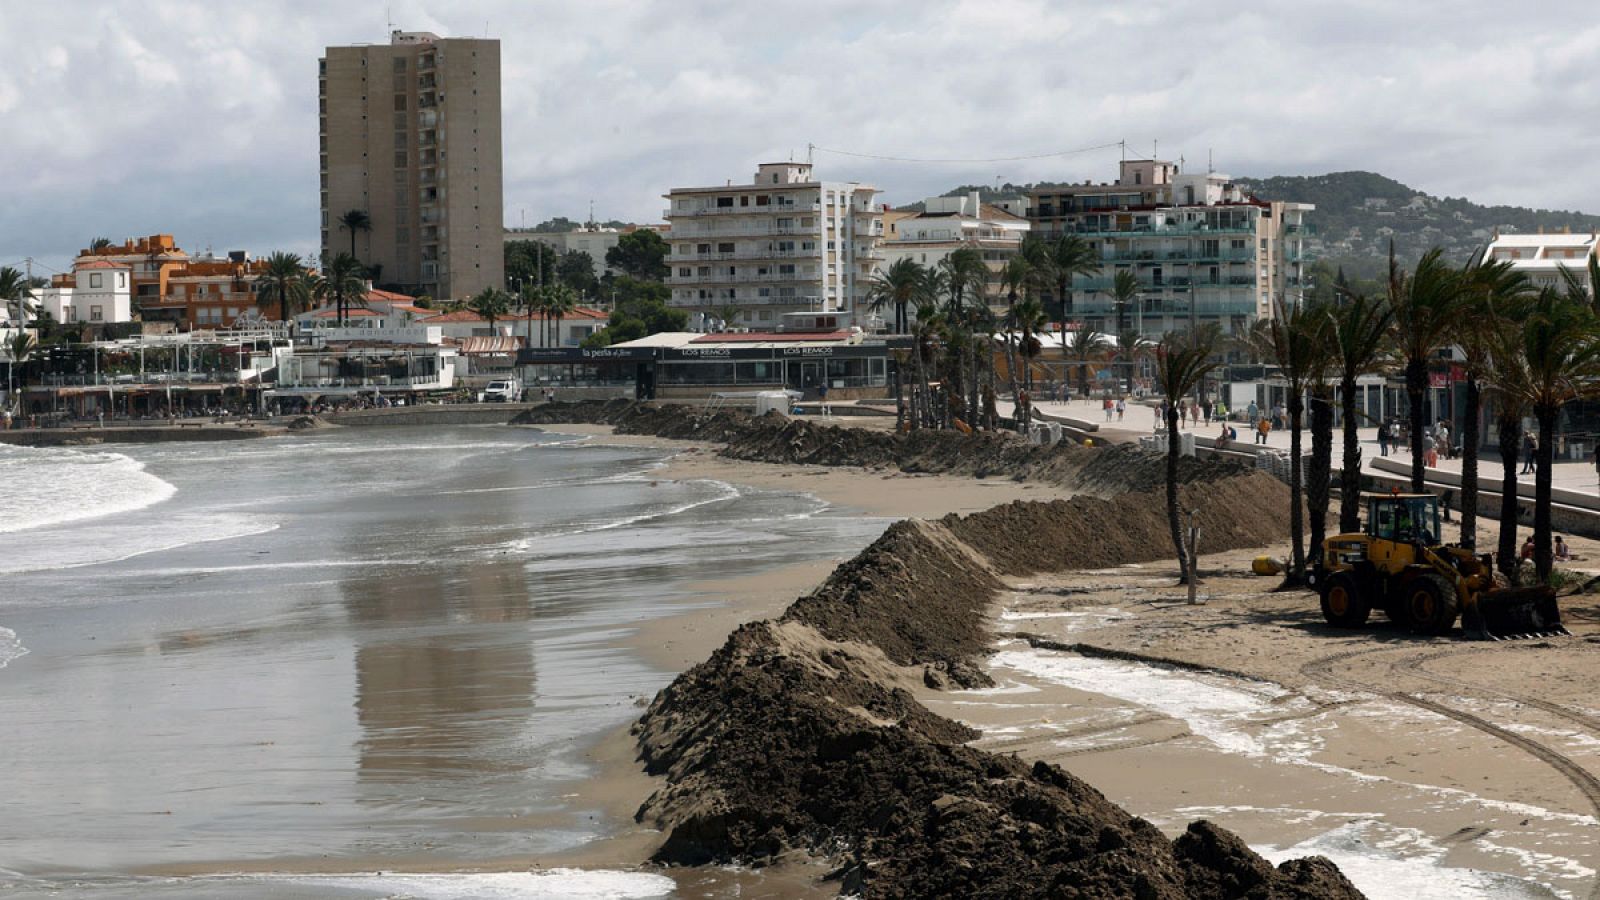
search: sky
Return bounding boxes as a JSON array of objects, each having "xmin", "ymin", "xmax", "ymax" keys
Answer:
[{"xmin": 3, "ymin": 0, "xmax": 1598, "ymax": 276}]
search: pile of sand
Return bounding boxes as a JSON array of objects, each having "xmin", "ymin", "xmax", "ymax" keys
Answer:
[
  {"xmin": 524, "ymin": 402, "xmax": 1355, "ymax": 896},
  {"xmin": 630, "ymin": 459, "xmax": 1357, "ymax": 897}
]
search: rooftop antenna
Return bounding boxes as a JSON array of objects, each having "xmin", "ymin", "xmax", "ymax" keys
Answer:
[
  {"xmin": 1120, "ymin": 139, "xmax": 1126, "ymax": 161},
  {"xmin": 1153, "ymin": 139, "xmax": 1158, "ymax": 159},
  {"xmin": 1208, "ymin": 148, "xmax": 1214, "ymax": 174},
  {"xmin": 386, "ymin": 5, "xmax": 393, "ymax": 35},
  {"xmin": 807, "ymin": 143, "xmax": 814, "ymax": 166}
]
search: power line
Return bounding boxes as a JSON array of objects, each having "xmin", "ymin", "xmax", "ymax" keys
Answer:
[{"xmin": 807, "ymin": 139, "xmax": 1125, "ymax": 165}]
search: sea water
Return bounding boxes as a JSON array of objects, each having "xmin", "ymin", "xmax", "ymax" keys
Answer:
[{"xmin": 0, "ymin": 426, "xmax": 886, "ymax": 896}]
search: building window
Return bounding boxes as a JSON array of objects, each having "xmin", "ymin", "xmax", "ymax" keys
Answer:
[
  {"xmin": 66, "ymin": 306, "xmax": 77, "ymax": 322},
  {"xmin": 89, "ymin": 273, "xmax": 103, "ymax": 288},
  {"xmin": 394, "ymin": 94, "xmax": 407, "ymax": 111},
  {"xmin": 91, "ymin": 305, "xmax": 104, "ymax": 321}
]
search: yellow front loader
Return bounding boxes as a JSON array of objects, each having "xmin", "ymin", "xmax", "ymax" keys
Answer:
[{"xmin": 1312, "ymin": 493, "xmax": 1566, "ymax": 640}]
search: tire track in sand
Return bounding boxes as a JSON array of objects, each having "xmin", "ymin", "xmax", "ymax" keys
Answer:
[{"xmin": 1300, "ymin": 643, "xmax": 1600, "ymax": 900}]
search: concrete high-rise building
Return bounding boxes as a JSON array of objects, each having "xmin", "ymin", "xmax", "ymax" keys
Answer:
[
  {"xmin": 1027, "ymin": 160, "xmax": 1312, "ymax": 336},
  {"xmin": 320, "ymin": 31, "xmax": 504, "ymax": 302},
  {"xmin": 664, "ymin": 163, "xmax": 883, "ymax": 329}
]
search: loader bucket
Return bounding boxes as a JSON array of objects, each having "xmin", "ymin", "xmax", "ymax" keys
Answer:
[{"xmin": 1462, "ymin": 586, "xmax": 1568, "ymax": 640}]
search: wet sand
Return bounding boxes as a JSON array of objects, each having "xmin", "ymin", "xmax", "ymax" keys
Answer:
[{"xmin": 542, "ymin": 421, "xmax": 1600, "ymax": 898}]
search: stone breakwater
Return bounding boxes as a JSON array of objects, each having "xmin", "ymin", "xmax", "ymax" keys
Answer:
[{"xmin": 526, "ymin": 401, "xmax": 1361, "ymax": 899}]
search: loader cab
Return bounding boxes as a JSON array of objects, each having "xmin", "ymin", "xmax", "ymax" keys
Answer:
[{"xmin": 1368, "ymin": 494, "xmax": 1439, "ymax": 546}]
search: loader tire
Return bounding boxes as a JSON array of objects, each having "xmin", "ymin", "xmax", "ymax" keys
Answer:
[
  {"xmin": 1320, "ymin": 572, "xmax": 1371, "ymax": 628},
  {"xmin": 1406, "ymin": 573, "xmax": 1459, "ymax": 636}
]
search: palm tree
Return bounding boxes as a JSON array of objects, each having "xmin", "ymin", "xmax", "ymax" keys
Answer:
[
  {"xmin": 1114, "ymin": 327, "xmax": 1146, "ymax": 397},
  {"xmin": 1482, "ymin": 299, "xmax": 1537, "ymax": 582},
  {"xmin": 468, "ymin": 287, "xmax": 513, "ymax": 334},
  {"xmin": 908, "ymin": 301, "xmax": 944, "ymax": 429},
  {"xmin": 1498, "ymin": 288, "xmax": 1600, "ymax": 582},
  {"xmin": 89, "ymin": 237, "xmax": 112, "ymax": 252},
  {"xmin": 1023, "ymin": 231, "xmax": 1099, "ymax": 322},
  {"xmin": 254, "ymin": 252, "xmax": 311, "ymax": 325},
  {"xmin": 1328, "ymin": 292, "xmax": 1394, "ymax": 535},
  {"xmin": 1558, "ymin": 255, "xmax": 1600, "ymax": 313},
  {"xmin": 7, "ymin": 330, "xmax": 36, "ymax": 409},
  {"xmin": 1389, "ymin": 246, "xmax": 1470, "ymax": 491},
  {"xmin": 1061, "ymin": 326, "xmax": 1112, "ymax": 398},
  {"xmin": 1110, "ymin": 269, "xmax": 1140, "ymax": 336},
  {"xmin": 1455, "ymin": 260, "xmax": 1529, "ymax": 548},
  {"xmin": 0, "ymin": 267, "xmax": 29, "ymax": 332},
  {"xmin": 545, "ymin": 283, "xmax": 578, "ymax": 348},
  {"xmin": 865, "ymin": 258, "xmax": 931, "ymax": 335},
  {"xmin": 937, "ymin": 247, "xmax": 990, "ymax": 320},
  {"xmin": 339, "ymin": 209, "xmax": 373, "ymax": 262},
  {"xmin": 1250, "ymin": 297, "xmax": 1332, "ymax": 584},
  {"xmin": 315, "ymin": 252, "xmax": 368, "ymax": 326},
  {"xmin": 1156, "ymin": 324, "xmax": 1223, "ymax": 589},
  {"xmin": 1011, "ymin": 296, "xmax": 1048, "ymax": 391}
]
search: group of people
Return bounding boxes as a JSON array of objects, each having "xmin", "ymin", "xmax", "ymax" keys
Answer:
[
  {"xmin": 1153, "ymin": 397, "xmax": 1231, "ymax": 428},
  {"xmin": 1522, "ymin": 534, "xmax": 1575, "ymax": 562}
]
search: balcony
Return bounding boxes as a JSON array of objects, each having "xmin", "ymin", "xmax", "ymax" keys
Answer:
[
  {"xmin": 666, "ymin": 202, "xmax": 819, "ymax": 218},
  {"xmin": 1044, "ymin": 221, "xmax": 1259, "ymax": 240},
  {"xmin": 673, "ymin": 248, "xmax": 808, "ymax": 262},
  {"xmin": 669, "ymin": 271, "xmax": 816, "ymax": 285},
  {"xmin": 670, "ymin": 222, "xmax": 817, "ymax": 239}
]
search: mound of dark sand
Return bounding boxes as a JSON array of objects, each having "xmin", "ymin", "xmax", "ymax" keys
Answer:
[
  {"xmin": 515, "ymin": 401, "xmax": 1252, "ymax": 497},
  {"xmin": 528, "ymin": 402, "xmax": 1357, "ymax": 897}
]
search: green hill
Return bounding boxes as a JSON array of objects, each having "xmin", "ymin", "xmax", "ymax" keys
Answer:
[{"xmin": 1236, "ymin": 171, "xmax": 1600, "ymax": 279}]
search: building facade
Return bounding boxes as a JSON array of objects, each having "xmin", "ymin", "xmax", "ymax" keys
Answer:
[
  {"xmin": 878, "ymin": 191, "xmax": 1031, "ymax": 315},
  {"xmin": 1027, "ymin": 160, "xmax": 1312, "ymax": 336},
  {"xmin": 663, "ymin": 163, "xmax": 883, "ymax": 329},
  {"xmin": 320, "ymin": 31, "xmax": 504, "ymax": 302},
  {"xmin": 38, "ymin": 260, "xmax": 134, "ymax": 325},
  {"xmin": 502, "ymin": 225, "xmax": 625, "ymax": 278},
  {"xmin": 1478, "ymin": 232, "xmax": 1597, "ymax": 293}
]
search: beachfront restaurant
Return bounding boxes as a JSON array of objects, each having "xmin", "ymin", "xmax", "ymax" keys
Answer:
[
  {"xmin": 17, "ymin": 331, "xmax": 288, "ymax": 419},
  {"xmin": 265, "ymin": 344, "xmax": 460, "ymax": 408},
  {"xmin": 515, "ymin": 331, "xmax": 894, "ymax": 401}
]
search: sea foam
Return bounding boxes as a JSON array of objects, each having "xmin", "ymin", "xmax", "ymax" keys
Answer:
[
  {"xmin": 0, "ymin": 445, "xmax": 176, "ymax": 535},
  {"xmin": 0, "ymin": 627, "xmax": 26, "ymax": 669}
]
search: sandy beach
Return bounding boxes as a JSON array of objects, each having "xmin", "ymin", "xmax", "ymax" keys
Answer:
[{"xmin": 527, "ymin": 408, "xmax": 1600, "ymax": 899}]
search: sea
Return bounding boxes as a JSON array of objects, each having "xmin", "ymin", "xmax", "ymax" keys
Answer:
[{"xmin": 0, "ymin": 426, "xmax": 888, "ymax": 898}]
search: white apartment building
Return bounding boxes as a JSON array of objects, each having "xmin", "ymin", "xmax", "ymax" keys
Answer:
[
  {"xmin": 38, "ymin": 260, "xmax": 134, "ymax": 325},
  {"xmin": 1028, "ymin": 160, "xmax": 1313, "ymax": 336},
  {"xmin": 1479, "ymin": 232, "xmax": 1597, "ymax": 292},
  {"xmin": 664, "ymin": 163, "xmax": 883, "ymax": 328},
  {"xmin": 878, "ymin": 191, "xmax": 1031, "ymax": 315}
]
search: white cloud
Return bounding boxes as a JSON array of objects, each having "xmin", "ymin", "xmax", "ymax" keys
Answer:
[{"xmin": 2, "ymin": 0, "xmax": 1598, "ymax": 273}]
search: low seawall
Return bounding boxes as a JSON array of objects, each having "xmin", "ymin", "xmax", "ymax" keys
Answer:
[
  {"xmin": 0, "ymin": 426, "xmax": 277, "ymax": 447},
  {"xmin": 322, "ymin": 403, "xmax": 542, "ymax": 427}
]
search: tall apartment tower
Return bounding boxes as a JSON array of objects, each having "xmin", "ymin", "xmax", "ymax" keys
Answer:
[
  {"xmin": 320, "ymin": 31, "xmax": 504, "ymax": 302},
  {"xmin": 664, "ymin": 163, "xmax": 884, "ymax": 329}
]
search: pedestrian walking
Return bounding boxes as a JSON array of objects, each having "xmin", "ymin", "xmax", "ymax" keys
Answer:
[
  {"xmin": 1202, "ymin": 400, "xmax": 1213, "ymax": 423},
  {"xmin": 1378, "ymin": 421, "xmax": 1390, "ymax": 457},
  {"xmin": 1115, "ymin": 397, "xmax": 1125, "ymax": 421},
  {"xmin": 1190, "ymin": 400, "xmax": 1202, "ymax": 427},
  {"xmin": 1246, "ymin": 400, "xmax": 1259, "ymax": 426},
  {"xmin": 1522, "ymin": 433, "xmax": 1537, "ymax": 475},
  {"xmin": 1104, "ymin": 396, "xmax": 1114, "ymax": 421},
  {"xmin": 1592, "ymin": 446, "xmax": 1600, "ymax": 489},
  {"xmin": 1437, "ymin": 422, "xmax": 1451, "ymax": 460},
  {"xmin": 817, "ymin": 382, "xmax": 831, "ymax": 417},
  {"xmin": 1272, "ymin": 403, "xmax": 1285, "ymax": 429}
]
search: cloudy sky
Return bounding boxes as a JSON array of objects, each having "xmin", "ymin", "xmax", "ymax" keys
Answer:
[{"xmin": 3, "ymin": 0, "xmax": 1597, "ymax": 275}]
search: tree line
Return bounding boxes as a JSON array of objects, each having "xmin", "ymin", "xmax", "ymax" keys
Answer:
[{"xmin": 1155, "ymin": 246, "xmax": 1600, "ymax": 593}]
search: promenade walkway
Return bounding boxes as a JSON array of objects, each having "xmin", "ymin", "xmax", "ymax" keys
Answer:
[{"xmin": 1006, "ymin": 397, "xmax": 1600, "ymax": 498}]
